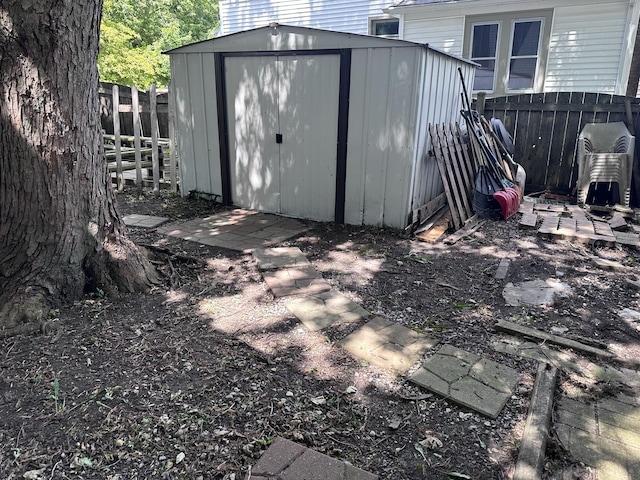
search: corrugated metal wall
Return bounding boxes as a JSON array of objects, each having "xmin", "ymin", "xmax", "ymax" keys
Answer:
[
  {"xmin": 544, "ymin": 3, "xmax": 629, "ymax": 94},
  {"xmin": 410, "ymin": 52, "xmax": 474, "ymax": 214},
  {"xmin": 171, "ymin": 53, "xmax": 222, "ymax": 197},
  {"xmin": 219, "ymin": 0, "xmax": 390, "ymax": 36},
  {"xmin": 344, "ymin": 46, "xmax": 424, "ymax": 228}
]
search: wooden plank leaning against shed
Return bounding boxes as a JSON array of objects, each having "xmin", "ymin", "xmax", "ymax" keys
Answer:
[
  {"xmin": 429, "ymin": 124, "xmax": 462, "ymax": 230},
  {"xmin": 428, "ymin": 123, "xmax": 477, "ymax": 232},
  {"xmin": 438, "ymin": 124, "xmax": 472, "ymax": 225}
]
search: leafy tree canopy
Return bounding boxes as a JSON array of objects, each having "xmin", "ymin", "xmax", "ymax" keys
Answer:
[{"xmin": 99, "ymin": 0, "xmax": 219, "ymax": 88}]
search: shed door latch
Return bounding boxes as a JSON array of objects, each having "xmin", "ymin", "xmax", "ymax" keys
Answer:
[{"xmin": 275, "ymin": 133, "xmax": 283, "ymax": 144}]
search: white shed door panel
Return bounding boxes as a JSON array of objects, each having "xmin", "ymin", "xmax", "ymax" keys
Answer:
[
  {"xmin": 226, "ymin": 56, "xmax": 281, "ymax": 213},
  {"xmin": 225, "ymin": 54, "xmax": 340, "ymax": 221}
]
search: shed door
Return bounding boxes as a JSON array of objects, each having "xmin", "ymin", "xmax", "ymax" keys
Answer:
[{"xmin": 225, "ymin": 54, "xmax": 340, "ymax": 221}]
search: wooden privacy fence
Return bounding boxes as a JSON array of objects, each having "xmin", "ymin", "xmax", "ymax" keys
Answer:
[
  {"xmin": 475, "ymin": 92, "xmax": 640, "ymax": 197},
  {"xmin": 99, "ymin": 83, "xmax": 178, "ymax": 194}
]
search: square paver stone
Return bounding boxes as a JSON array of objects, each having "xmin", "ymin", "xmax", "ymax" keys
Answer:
[
  {"xmin": 262, "ymin": 266, "xmax": 332, "ymax": 298},
  {"xmin": 409, "ymin": 345, "xmax": 519, "ymax": 418},
  {"xmin": 248, "ymin": 437, "xmax": 378, "ymax": 480},
  {"xmin": 338, "ymin": 317, "xmax": 439, "ymax": 373},
  {"xmin": 285, "ymin": 291, "xmax": 370, "ymax": 331},
  {"xmin": 157, "ymin": 210, "xmax": 309, "ymax": 251},
  {"xmin": 555, "ymin": 392, "xmax": 640, "ymax": 479},
  {"xmin": 253, "ymin": 247, "xmax": 312, "ymax": 271},
  {"xmin": 122, "ymin": 214, "xmax": 169, "ymax": 228}
]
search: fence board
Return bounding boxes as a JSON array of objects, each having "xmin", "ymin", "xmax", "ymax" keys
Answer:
[
  {"xmin": 102, "ymin": 83, "xmax": 178, "ymax": 193},
  {"xmin": 540, "ymin": 92, "xmax": 556, "ymax": 186},
  {"xmin": 112, "ymin": 85, "xmax": 124, "ymax": 191},
  {"xmin": 150, "ymin": 85, "xmax": 160, "ymax": 196},
  {"xmin": 546, "ymin": 92, "xmax": 569, "ymax": 189}
]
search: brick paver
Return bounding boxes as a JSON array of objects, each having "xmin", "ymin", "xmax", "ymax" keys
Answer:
[
  {"xmin": 123, "ymin": 213, "xmax": 169, "ymax": 228},
  {"xmin": 248, "ymin": 437, "xmax": 378, "ymax": 480},
  {"xmin": 409, "ymin": 344, "xmax": 519, "ymax": 418},
  {"xmin": 286, "ymin": 291, "xmax": 370, "ymax": 331},
  {"xmin": 338, "ymin": 317, "xmax": 439, "ymax": 373},
  {"xmin": 537, "ymin": 207, "xmax": 616, "ymax": 244},
  {"xmin": 157, "ymin": 209, "xmax": 309, "ymax": 251}
]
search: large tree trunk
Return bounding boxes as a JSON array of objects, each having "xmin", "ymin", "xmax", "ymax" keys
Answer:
[{"xmin": 0, "ymin": 0, "xmax": 159, "ymax": 336}]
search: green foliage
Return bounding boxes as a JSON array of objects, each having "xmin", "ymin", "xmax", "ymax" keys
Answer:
[{"xmin": 98, "ymin": 0, "xmax": 219, "ymax": 88}]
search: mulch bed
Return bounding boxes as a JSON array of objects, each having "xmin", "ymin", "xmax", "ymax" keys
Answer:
[{"xmin": 1, "ymin": 188, "xmax": 639, "ymax": 479}]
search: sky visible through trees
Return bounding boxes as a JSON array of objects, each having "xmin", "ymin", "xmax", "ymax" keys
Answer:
[{"xmin": 99, "ymin": 0, "xmax": 219, "ymax": 87}]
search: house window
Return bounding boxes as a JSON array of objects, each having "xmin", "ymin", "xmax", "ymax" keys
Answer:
[
  {"xmin": 464, "ymin": 10, "xmax": 552, "ymax": 96},
  {"xmin": 508, "ymin": 20, "xmax": 542, "ymax": 90},
  {"xmin": 471, "ymin": 23, "xmax": 499, "ymax": 92},
  {"xmin": 370, "ymin": 18, "xmax": 399, "ymax": 37}
]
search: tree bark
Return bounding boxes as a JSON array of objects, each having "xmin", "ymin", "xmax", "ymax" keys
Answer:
[{"xmin": 0, "ymin": 0, "xmax": 159, "ymax": 336}]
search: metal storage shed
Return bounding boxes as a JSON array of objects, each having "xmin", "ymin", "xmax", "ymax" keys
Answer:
[{"xmin": 166, "ymin": 24, "xmax": 475, "ymax": 229}]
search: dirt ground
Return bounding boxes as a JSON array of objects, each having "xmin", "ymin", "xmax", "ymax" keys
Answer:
[{"xmin": 1, "ymin": 188, "xmax": 640, "ymax": 480}]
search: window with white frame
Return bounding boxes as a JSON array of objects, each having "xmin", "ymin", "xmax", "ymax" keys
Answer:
[
  {"xmin": 369, "ymin": 17, "xmax": 399, "ymax": 37},
  {"xmin": 507, "ymin": 20, "xmax": 542, "ymax": 91},
  {"xmin": 464, "ymin": 10, "xmax": 552, "ymax": 96},
  {"xmin": 470, "ymin": 23, "xmax": 499, "ymax": 92}
]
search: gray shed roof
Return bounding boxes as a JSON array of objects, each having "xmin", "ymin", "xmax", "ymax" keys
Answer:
[{"xmin": 165, "ymin": 23, "xmax": 475, "ymax": 65}]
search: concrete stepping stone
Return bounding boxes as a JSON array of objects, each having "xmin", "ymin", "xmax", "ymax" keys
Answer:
[
  {"xmin": 338, "ymin": 317, "xmax": 439, "ymax": 373},
  {"xmin": 248, "ymin": 436, "xmax": 378, "ymax": 480},
  {"xmin": 555, "ymin": 393, "xmax": 640, "ymax": 480},
  {"xmin": 502, "ymin": 279, "xmax": 572, "ymax": 307},
  {"xmin": 122, "ymin": 214, "xmax": 169, "ymax": 228},
  {"xmin": 262, "ymin": 266, "xmax": 331, "ymax": 298},
  {"xmin": 285, "ymin": 291, "xmax": 370, "ymax": 331},
  {"xmin": 253, "ymin": 247, "xmax": 312, "ymax": 271},
  {"xmin": 408, "ymin": 345, "xmax": 519, "ymax": 418}
]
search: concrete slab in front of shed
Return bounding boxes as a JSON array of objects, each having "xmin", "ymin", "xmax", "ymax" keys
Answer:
[
  {"xmin": 338, "ymin": 317, "xmax": 439, "ymax": 373},
  {"xmin": 123, "ymin": 214, "xmax": 169, "ymax": 228},
  {"xmin": 253, "ymin": 247, "xmax": 312, "ymax": 271},
  {"xmin": 286, "ymin": 291, "xmax": 370, "ymax": 331},
  {"xmin": 157, "ymin": 209, "xmax": 309, "ymax": 252},
  {"xmin": 409, "ymin": 344, "xmax": 519, "ymax": 418},
  {"xmin": 262, "ymin": 266, "xmax": 332, "ymax": 298}
]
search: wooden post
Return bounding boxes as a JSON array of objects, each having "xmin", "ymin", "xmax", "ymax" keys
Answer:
[
  {"xmin": 476, "ymin": 92, "xmax": 486, "ymax": 116},
  {"xmin": 168, "ymin": 81, "xmax": 178, "ymax": 193},
  {"xmin": 112, "ymin": 85, "xmax": 124, "ymax": 191},
  {"xmin": 150, "ymin": 84, "xmax": 160, "ymax": 195},
  {"xmin": 132, "ymin": 85, "xmax": 143, "ymax": 195}
]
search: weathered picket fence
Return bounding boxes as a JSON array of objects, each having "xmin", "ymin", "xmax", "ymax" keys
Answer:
[{"xmin": 99, "ymin": 83, "xmax": 178, "ymax": 194}]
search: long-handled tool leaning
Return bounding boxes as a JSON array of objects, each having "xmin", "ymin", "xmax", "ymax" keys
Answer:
[{"xmin": 457, "ymin": 67, "xmax": 520, "ymax": 220}]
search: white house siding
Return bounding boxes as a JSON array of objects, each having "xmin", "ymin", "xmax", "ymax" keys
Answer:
[
  {"xmin": 344, "ymin": 46, "xmax": 423, "ymax": 227},
  {"xmin": 171, "ymin": 53, "xmax": 222, "ymax": 197},
  {"xmin": 219, "ymin": 0, "xmax": 391, "ymax": 36},
  {"xmin": 402, "ymin": 14, "xmax": 464, "ymax": 55},
  {"xmin": 544, "ymin": 3, "xmax": 629, "ymax": 94}
]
